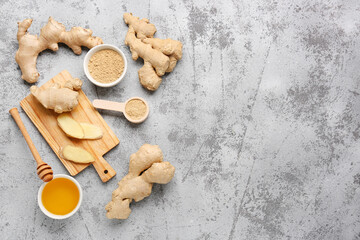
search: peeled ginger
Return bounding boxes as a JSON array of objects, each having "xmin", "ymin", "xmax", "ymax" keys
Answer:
[
  {"xmin": 61, "ymin": 145, "xmax": 95, "ymax": 163},
  {"xmin": 57, "ymin": 113, "xmax": 103, "ymax": 140}
]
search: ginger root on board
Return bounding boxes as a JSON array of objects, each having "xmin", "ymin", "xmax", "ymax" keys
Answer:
[
  {"xmin": 16, "ymin": 17, "xmax": 103, "ymax": 83},
  {"xmin": 105, "ymin": 144, "xmax": 175, "ymax": 219},
  {"xmin": 52, "ymin": 76, "xmax": 83, "ymax": 91},
  {"xmin": 31, "ymin": 86, "xmax": 79, "ymax": 114},
  {"xmin": 31, "ymin": 78, "xmax": 83, "ymax": 114},
  {"xmin": 123, "ymin": 13, "xmax": 183, "ymax": 91}
]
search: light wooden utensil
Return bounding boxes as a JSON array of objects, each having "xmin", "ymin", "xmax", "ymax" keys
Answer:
[
  {"xmin": 9, "ymin": 108, "xmax": 53, "ymax": 182},
  {"xmin": 93, "ymin": 97, "xmax": 149, "ymax": 124},
  {"xmin": 20, "ymin": 70, "xmax": 119, "ymax": 182}
]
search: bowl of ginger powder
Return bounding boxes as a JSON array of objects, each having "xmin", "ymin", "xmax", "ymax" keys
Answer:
[{"xmin": 84, "ymin": 44, "xmax": 127, "ymax": 87}]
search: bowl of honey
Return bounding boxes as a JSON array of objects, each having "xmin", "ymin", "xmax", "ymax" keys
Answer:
[{"xmin": 38, "ymin": 174, "xmax": 83, "ymax": 219}]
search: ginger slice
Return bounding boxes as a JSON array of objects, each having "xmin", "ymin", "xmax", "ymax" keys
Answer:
[
  {"xmin": 57, "ymin": 113, "xmax": 84, "ymax": 139},
  {"xmin": 80, "ymin": 123, "xmax": 103, "ymax": 140},
  {"xmin": 61, "ymin": 145, "xmax": 95, "ymax": 163},
  {"xmin": 57, "ymin": 113, "xmax": 103, "ymax": 140}
]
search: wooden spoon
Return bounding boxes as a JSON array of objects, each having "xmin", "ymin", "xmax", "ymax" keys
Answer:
[
  {"xmin": 9, "ymin": 108, "xmax": 53, "ymax": 182},
  {"xmin": 93, "ymin": 97, "xmax": 149, "ymax": 124}
]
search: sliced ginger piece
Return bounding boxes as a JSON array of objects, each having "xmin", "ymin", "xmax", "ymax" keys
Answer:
[
  {"xmin": 61, "ymin": 145, "xmax": 95, "ymax": 163},
  {"xmin": 57, "ymin": 113, "xmax": 84, "ymax": 139},
  {"xmin": 57, "ymin": 113, "xmax": 103, "ymax": 140},
  {"xmin": 80, "ymin": 123, "xmax": 103, "ymax": 140}
]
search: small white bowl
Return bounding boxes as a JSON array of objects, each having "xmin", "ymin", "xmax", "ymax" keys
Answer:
[
  {"xmin": 38, "ymin": 174, "xmax": 83, "ymax": 220},
  {"xmin": 84, "ymin": 44, "xmax": 128, "ymax": 87}
]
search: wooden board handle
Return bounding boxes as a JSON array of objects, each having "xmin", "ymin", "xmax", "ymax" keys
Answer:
[
  {"xmin": 9, "ymin": 108, "xmax": 44, "ymax": 166},
  {"xmin": 92, "ymin": 155, "xmax": 116, "ymax": 182}
]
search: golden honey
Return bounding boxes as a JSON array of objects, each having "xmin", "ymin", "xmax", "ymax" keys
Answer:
[{"xmin": 41, "ymin": 178, "xmax": 80, "ymax": 215}]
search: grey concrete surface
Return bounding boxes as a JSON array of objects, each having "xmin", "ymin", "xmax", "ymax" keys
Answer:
[{"xmin": 1, "ymin": 0, "xmax": 360, "ymax": 239}]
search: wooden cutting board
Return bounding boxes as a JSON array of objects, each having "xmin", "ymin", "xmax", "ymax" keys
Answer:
[{"xmin": 20, "ymin": 70, "xmax": 119, "ymax": 182}]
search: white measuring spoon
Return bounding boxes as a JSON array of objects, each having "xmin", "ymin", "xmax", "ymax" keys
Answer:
[{"xmin": 92, "ymin": 97, "xmax": 149, "ymax": 124}]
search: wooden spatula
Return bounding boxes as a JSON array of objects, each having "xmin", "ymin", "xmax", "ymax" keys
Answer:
[{"xmin": 9, "ymin": 108, "xmax": 53, "ymax": 182}]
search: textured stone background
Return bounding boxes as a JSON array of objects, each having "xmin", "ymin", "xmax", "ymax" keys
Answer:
[{"xmin": 1, "ymin": 0, "xmax": 360, "ymax": 239}]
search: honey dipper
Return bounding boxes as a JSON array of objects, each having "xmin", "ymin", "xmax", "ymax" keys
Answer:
[{"xmin": 9, "ymin": 108, "xmax": 53, "ymax": 182}]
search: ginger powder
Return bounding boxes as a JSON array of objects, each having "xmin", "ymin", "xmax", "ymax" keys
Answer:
[
  {"xmin": 88, "ymin": 49, "xmax": 124, "ymax": 83},
  {"xmin": 125, "ymin": 99, "xmax": 147, "ymax": 120}
]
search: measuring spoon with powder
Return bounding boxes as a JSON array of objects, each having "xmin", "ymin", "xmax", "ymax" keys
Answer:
[{"xmin": 93, "ymin": 97, "xmax": 149, "ymax": 124}]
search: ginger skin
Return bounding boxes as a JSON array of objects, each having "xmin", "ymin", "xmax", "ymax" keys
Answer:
[
  {"xmin": 142, "ymin": 38, "xmax": 182, "ymax": 72},
  {"xmin": 31, "ymin": 86, "xmax": 79, "ymax": 114},
  {"xmin": 16, "ymin": 17, "xmax": 103, "ymax": 83},
  {"xmin": 105, "ymin": 144, "xmax": 175, "ymax": 219},
  {"xmin": 31, "ymin": 77, "xmax": 83, "ymax": 114},
  {"xmin": 123, "ymin": 13, "xmax": 156, "ymax": 40},
  {"xmin": 123, "ymin": 13, "xmax": 183, "ymax": 91},
  {"xmin": 53, "ymin": 77, "xmax": 82, "ymax": 91}
]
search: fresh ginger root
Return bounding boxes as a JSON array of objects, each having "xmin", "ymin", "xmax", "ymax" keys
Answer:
[
  {"xmin": 61, "ymin": 145, "xmax": 95, "ymax": 163},
  {"xmin": 123, "ymin": 13, "xmax": 156, "ymax": 40},
  {"xmin": 105, "ymin": 144, "xmax": 175, "ymax": 219},
  {"xmin": 123, "ymin": 13, "xmax": 183, "ymax": 91},
  {"xmin": 31, "ymin": 77, "xmax": 83, "ymax": 113},
  {"xmin": 16, "ymin": 17, "xmax": 103, "ymax": 83},
  {"xmin": 31, "ymin": 85, "xmax": 79, "ymax": 114},
  {"xmin": 53, "ymin": 77, "xmax": 83, "ymax": 91},
  {"xmin": 57, "ymin": 113, "xmax": 103, "ymax": 139}
]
